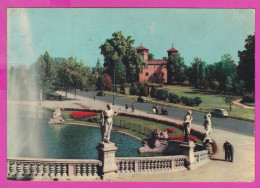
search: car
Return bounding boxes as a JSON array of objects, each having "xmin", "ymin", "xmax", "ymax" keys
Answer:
[
  {"xmin": 137, "ymin": 96, "xmax": 148, "ymax": 103},
  {"xmin": 211, "ymin": 109, "xmax": 229, "ymax": 118},
  {"xmin": 96, "ymin": 91, "xmax": 105, "ymax": 96}
]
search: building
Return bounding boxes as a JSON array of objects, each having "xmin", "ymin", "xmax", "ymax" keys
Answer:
[{"xmin": 137, "ymin": 44, "xmax": 178, "ymax": 83}]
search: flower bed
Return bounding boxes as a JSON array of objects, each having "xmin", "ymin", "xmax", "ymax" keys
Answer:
[
  {"xmin": 168, "ymin": 135, "xmax": 197, "ymax": 142},
  {"xmin": 166, "ymin": 128, "xmax": 176, "ymax": 133},
  {"xmin": 70, "ymin": 111, "xmax": 98, "ymax": 119}
]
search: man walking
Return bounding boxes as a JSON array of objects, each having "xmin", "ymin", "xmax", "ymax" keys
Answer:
[
  {"xmin": 125, "ymin": 102, "xmax": 128, "ymax": 110},
  {"xmin": 132, "ymin": 103, "xmax": 135, "ymax": 112},
  {"xmin": 223, "ymin": 140, "xmax": 229, "ymax": 161},
  {"xmin": 227, "ymin": 142, "xmax": 234, "ymax": 162}
]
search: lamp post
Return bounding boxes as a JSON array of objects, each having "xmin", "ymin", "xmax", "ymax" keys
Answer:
[{"xmin": 113, "ymin": 66, "xmax": 117, "ymax": 105}]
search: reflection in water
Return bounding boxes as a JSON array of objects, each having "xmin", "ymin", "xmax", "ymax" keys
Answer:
[{"xmin": 8, "ymin": 105, "xmax": 142, "ymax": 159}]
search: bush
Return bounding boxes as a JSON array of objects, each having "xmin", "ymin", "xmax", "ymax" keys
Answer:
[
  {"xmin": 103, "ymin": 73, "xmax": 113, "ymax": 91},
  {"xmin": 166, "ymin": 128, "xmax": 176, "ymax": 133},
  {"xmin": 186, "ymin": 98, "xmax": 195, "ymax": 106},
  {"xmin": 194, "ymin": 97, "xmax": 202, "ymax": 106},
  {"xmin": 156, "ymin": 89, "xmax": 168, "ymax": 101},
  {"xmin": 142, "ymin": 86, "xmax": 149, "ymax": 96},
  {"xmin": 181, "ymin": 96, "xmax": 188, "ymax": 104},
  {"xmin": 120, "ymin": 85, "xmax": 125, "ymax": 94},
  {"xmin": 150, "ymin": 86, "xmax": 157, "ymax": 98},
  {"xmin": 168, "ymin": 93, "xmax": 180, "ymax": 103},
  {"xmin": 70, "ymin": 112, "xmax": 98, "ymax": 119}
]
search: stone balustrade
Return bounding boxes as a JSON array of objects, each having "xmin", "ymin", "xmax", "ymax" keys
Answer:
[
  {"xmin": 7, "ymin": 157, "xmax": 102, "ymax": 181},
  {"xmin": 115, "ymin": 155, "xmax": 188, "ymax": 175}
]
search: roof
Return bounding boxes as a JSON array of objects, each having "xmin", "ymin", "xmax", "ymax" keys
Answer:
[
  {"xmin": 136, "ymin": 45, "xmax": 149, "ymax": 50},
  {"xmin": 167, "ymin": 47, "xmax": 178, "ymax": 52}
]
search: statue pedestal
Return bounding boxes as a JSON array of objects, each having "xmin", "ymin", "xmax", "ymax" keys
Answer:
[
  {"xmin": 203, "ymin": 138, "xmax": 214, "ymax": 156},
  {"xmin": 96, "ymin": 142, "xmax": 118, "ymax": 181},
  {"xmin": 180, "ymin": 141, "xmax": 197, "ymax": 170}
]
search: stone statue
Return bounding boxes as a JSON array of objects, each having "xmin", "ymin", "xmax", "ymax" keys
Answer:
[
  {"xmin": 183, "ymin": 110, "xmax": 193, "ymax": 142},
  {"xmin": 203, "ymin": 111, "xmax": 212, "ymax": 142},
  {"xmin": 100, "ymin": 103, "xmax": 120, "ymax": 143}
]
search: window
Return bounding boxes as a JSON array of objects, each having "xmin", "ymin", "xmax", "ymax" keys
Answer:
[{"xmin": 145, "ymin": 72, "xmax": 149, "ymax": 76}]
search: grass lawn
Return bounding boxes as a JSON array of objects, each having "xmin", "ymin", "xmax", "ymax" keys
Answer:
[
  {"xmin": 61, "ymin": 110, "xmax": 202, "ymax": 144},
  {"xmin": 105, "ymin": 85, "xmax": 255, "ymax": 121}
]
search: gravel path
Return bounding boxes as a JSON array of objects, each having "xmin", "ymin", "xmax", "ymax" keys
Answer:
[{"xmin": 233, "ymin": 99, "xmax": 255, "ymax": 109}]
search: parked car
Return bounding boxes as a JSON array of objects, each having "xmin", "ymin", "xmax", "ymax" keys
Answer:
[
  {"xmin": 137, "ymin": 96, "xmax": 148, "ymax": 103},
  {"xmin": 211, "ymin": 109, "xmax": 229, "ymax": 118},
  {"xmin": 96, "ymin": 91, "xmax": 105, "ymax": 96}
]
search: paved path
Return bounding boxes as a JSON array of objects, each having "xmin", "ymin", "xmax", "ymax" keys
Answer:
[
  {"xmin": 39, "ymin": 92, "xmax": 254, "ymax": 182},
  {"xmin": 233, "ymin": 99, "xmax": 255, "ymax": 110}
]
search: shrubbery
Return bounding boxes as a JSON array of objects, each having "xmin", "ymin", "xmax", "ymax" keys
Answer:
[
  {"xmin": 242, "ymin": 93, "xmax": 255, "ymax": 103},
  {"xmin": 156, "ymin": 89, "xmax": 168, "ymax": 101},
  {"xmin": 168, "ymin": 93, "xmax": 180, "ymax": 103},
  {"xmin": 150, "ymin": 86, "xmax": 157, "ymax": 98}
]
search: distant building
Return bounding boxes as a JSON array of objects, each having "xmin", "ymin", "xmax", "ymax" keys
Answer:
[{"xmin": 137, "ymin": 44, "xmax": 178, "ymax": 83}]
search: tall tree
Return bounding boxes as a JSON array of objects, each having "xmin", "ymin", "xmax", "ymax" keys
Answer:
[
  {"xmin": 99, "ymin": 31, "xmax": 145, "ymax": 83},
  {"xmin": 167, "ymin": 53, "xmax": 187, "ymax": 84},
  {"xmin": 148, "ymin": 53, "xmax": 155, "ymax": 61},
  {"xmin": 237, "ymin": 34, "xmax": 255, "ymax": 92},
  {"xmin": 188, "ymin": 57, "xmax": 206, "ymax": 88}
]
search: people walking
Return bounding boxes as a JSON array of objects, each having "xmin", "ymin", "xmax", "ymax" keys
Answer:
[
  {"xmin": 132, "ymin": 103, "xmax": 135, "ymax": 112},
  {"xmin": 125, "ymin": 102, "xmax": 128, "ymax": 110},
  {"xmin": 223, "ymin": 140, "xmax": 229, "ymax": 161},
  {"xmin": 227, "ymin": 142, "xmax": 234, "ymax": 162},
  {"xmin": 156, "ymin": 105, "xmax": 159, "ymax": 114},
  {"xmin": 153, "ymin": 104, "xmax": 156, "ymax": 114}
]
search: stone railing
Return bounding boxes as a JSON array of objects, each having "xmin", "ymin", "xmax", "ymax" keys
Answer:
[
  {"xmin": 115, "ymin": 155, "xmax": 187, "ymax": 175},
  {"xmin": 7, "ymin": 157, "xmax": 102, "ymax": 181},
  {"xmin": 194, "ymin": 150, "xmax": 210, "ymax": 165}
]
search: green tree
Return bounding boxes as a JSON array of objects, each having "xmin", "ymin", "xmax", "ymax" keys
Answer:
[
  {"xmin": 237, "ymin": 34, "xmax": 255, "ymax": 92},
  {"xmin": 114, "ymin": 60, "xmax": 126, "ymax": 84},
  {"xmin": 99, "ymin": 31, "xmax": 145, "ymax": 83},
  {"xmin": 188, "ymin": 57, "xmax": 206, "ymax": 88},
  {"xmin": 148, "ymin": 53, "xmax": 155, "ymax": 61},
  {"xmin": 167, "ymin": 53, "xmax": 187, "ymax": 84}
]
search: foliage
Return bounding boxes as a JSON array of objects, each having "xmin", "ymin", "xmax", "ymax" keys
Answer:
[
  {"xmin": 99, "ymin": 31, "xmax": 145, "ymax": 83},
  {"xmin": 224, "ymin": 93, "xmax": 236, "ymax": 111},
  {"xmin": 103, "ymin": 73, "xmax": 113, "ymax": 91},
  {"xmin": 150, "ymin": 86, "xmax": 157, "ymax": 98},
  {"xmin": 148, "ymin": 53, "xmax": 155, "ymax": 61},
  {"xmin": 166, "ymin": 128, "xmax": 176, "ymax": 133},
  {"xmin": 120, "ymin": 85, "xmax": 126, "ymax": 94},
  {"xmin": 181, "ymin": 96, "xmax": 188, "ymax": 104},
  {"xmin": 156, "ymin": 89, "xmax": 168, "ymax": 101},
  {"xmin": 130, "ymin": 83, "xmax": 136, "ymax": 95},
  {"xmin": 242, "ymin": 93, "xmax": 255, "ymax": 103},
  {"xmin": 114, "ymin": 60, "xmax": 126, "ymax": 84},
  {"xmin": 167, "ymin": 53, "xmax": 187, "ymax": 84},
  {"xmin": 168, "ymin": 93, "xmax": 180, "ymax": 103},
  {"xmin": 194, "ymin": 97, "xmax": 202, "ymax": 106},
  {"xmin": 96, "ymin": 76, "xmax": 105, "ymax": 91},
  {"xmin": 167, "ymin": 135, "xmax": 197, "ymax": 142},
  {"xmin": 237, "ymin": 34, "xmax": 255, "ymax": 92},
  {"xmin": 188, "ymin": 57, "xmax": 206, "ymax": 88}
]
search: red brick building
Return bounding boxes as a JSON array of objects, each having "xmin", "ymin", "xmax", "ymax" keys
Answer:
[{"xmin": 137, "ymin": 44, "xmax": 178, "ymax": 83}]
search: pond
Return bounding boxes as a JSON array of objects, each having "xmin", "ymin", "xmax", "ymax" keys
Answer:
[{"xmin": 7, "ymin": 104, "xmax": 142, "ymax": 159}]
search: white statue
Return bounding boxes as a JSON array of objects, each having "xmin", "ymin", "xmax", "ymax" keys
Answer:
[
  {"xmin": 183, "ymin": 110, "xmax": 193, "ymax": 142},
  {"xmin": 100, "ymin": 103, "xmax": 120, "ymax": 143},
  {"xmin": 203, "ymin": 111, "xmax": 212, "ymax": 142}
]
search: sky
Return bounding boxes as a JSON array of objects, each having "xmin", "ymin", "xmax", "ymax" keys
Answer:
[{"xmin": 7, "ymin": 8, "xmax": 255, "ymax": 67}]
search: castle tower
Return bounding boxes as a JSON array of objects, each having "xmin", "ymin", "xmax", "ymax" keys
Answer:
[
  {"xmin": 167, "ymin": 43, "xmax": 178, "ymax": 57},
  {"xmin": 136, "ymin": 43, "xmax": 149, "ymax": 61}
]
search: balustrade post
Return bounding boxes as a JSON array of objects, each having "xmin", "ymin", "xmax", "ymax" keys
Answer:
[
  {"xmin": 62, "ymin": 164, "xmax": 68, "ymax": 177},
  {"xmin": 23, "ymin": 163, "xmax": 30, "ymax": 177},
  {"xmin": 180, "ymin": 141, "xmax": 197, "ymax": 170},
  {"xmin": 129, "ymin": 161, "xmax": 133, "ymax": 173},
  {"xmin": 36, "ymin": 163, "xmax": 42, "ymax": 177},
  {"xmin": 134, "ymin": 161, "xmax": 138, "ymax": 172},
  {"xmin": 56, "ymin": 164, "xmax": 61, "ymax": 178},
  {"xmin": 49, "ymin": 164, "xmax": 55, "ymax": 178},
  {"xmin": 42, "ymin": 163, "xmax": 49, "ymax": 177},
  {"xmin": 82, "ymin": 164, "xmax": 87, "ymax": 176},
  {"xmin": 93, "ymin": 164, "xmax": 98, "ymax": 176},
  {"xmin": 16, "ymin": 162, "xmax": 23, "ymax": 179},
  {"xmin": 87, "ymin": 164, "xmax": 91, "ymax": 176},
  {"xmin": 8, "ymin": 161, "xmax": 15, "ymax": 178},
  {"xmin": 30, "ymin": 163, "xmax": 37, "ymax": 177},
  {"xmin": 68, "ymin": 163, "xmax": 76, "ymax": 177}
]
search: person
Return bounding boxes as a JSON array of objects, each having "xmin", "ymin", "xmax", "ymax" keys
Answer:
[
  {"xmin": 152, "ymin": 104, "xmax": 156, "ymax": 114},
  {"xmin": 223, "ymin": 140, "xmax": 229, "ymax": 161},
  {"xmin": 100, "ymin": 103, "xmax": 120, "ymax": 143},
  {"xmin": 93, "ymin": 94, "xmax": 96, "ymax": 101},
  {"xmin": 183, "ymin": 110, "xmax": 193, "ymax": 142},
  {"xmin": 125, "ymin": 102, "xmax": 128, "ymax": 110},
  {"xmin": 227, "ymin": 142, "xmax": 234, "ymax": 162},
  {"xmin": 132, "ymin": 103, "xmax": 135, "ymax": 112},
  {"xmin": 156, "ymin": 105, "xmax": 159, "ymax": 114}
]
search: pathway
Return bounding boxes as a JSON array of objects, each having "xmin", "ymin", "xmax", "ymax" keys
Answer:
[{"xmin": 233, "ymin": 99, "xmax": 255, "ymax": 109}]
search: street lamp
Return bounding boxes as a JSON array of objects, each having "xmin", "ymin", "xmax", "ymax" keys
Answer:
[{"xmin": 113, "ymin": 66, "xmax": 117, "ymax": 105}]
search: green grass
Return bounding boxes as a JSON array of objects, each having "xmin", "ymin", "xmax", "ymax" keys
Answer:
[
  {"xmin": 106, "ymin": 85, "xmax": 255, "ymax": 121},
  {"xmin": 61, "ymin": 110, "xmax": 202, "ymax": 144},
  {"xmin": 241, "ymin": 102, "xmax": 255, "ymax": 107}
]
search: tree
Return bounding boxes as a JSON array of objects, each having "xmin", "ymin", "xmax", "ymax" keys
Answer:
[
  {"xmin": 114, "ymin": 60, "xmax": 126, "ymax": 84},
  {"xmin": 103, "ymin": 73, "xmax": 113, "ymax": 91},
  {"xmin": 99, "ymin": 31, "xmax": 145, "ymax": 83},
  {"xmin": 214, "ymin": 54, "xmax": 237, "ymax": 91},
  {"xmin": 148, "ymin": 53, "xmax": 155, "ymax": 61},
  {"xmin": 188, "ymin": 58, "xmax": 206, "ymax": 88},
  {"xmin": 237, "ymin": 34, "xmax": 255, "ymax": 92},
  {"xmin": 167, "ymin": 53, "xmax": 187, "ymax": 84}
]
